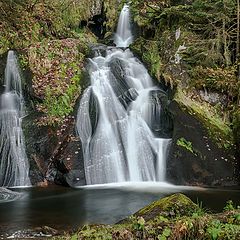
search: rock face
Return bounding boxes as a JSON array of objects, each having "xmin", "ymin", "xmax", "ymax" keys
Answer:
[
  {"xmin": 166, "ymin": 101, "xmax": 238, "ymax": 187},
  {"xmin": 0, "ymin": 53, "xmax": 7, "ymax": 86},
  {"xmin": 22, "ymin": 110, "xmax": 86, "ymax": 187},
  {"xmin": 45, "ymin": 116, "xmax": 86, "ymax": 187},
  {"xmin": 22, "ymin": 113, "xmax": 58, "ymax": 185}
]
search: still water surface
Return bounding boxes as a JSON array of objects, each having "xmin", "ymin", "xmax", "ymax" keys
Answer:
[{"xmin": 0, "ymin": 183, "xmax": 239, "ymax": 236}]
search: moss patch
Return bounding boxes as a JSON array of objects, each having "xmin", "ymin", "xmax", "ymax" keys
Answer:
[
  {"xmin": 103, "ymin": 0, "xmax": 119, "ymax": 34},
  {"xmin": 134, "ymin": 193, "xmax": 198, "ymax": 221},
  {"xmin": 27, "ymin": 38, "xmax": 89, "ymax": 125},
  {"xmin": 174, "ymin": 89, "xmax": 234, "ymax": 149}
]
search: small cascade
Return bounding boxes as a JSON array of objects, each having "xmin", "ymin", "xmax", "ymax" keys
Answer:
[
  {"xmin": 76, "ymin": 4, "xmax": 171, "ymax": 185},
  {"xmin": 114, "ymin": 4, "xmax": 133, "ymax": 48},
  {"xmin": 0, "ymin": 51, "xmax": 31, "ymax": 187}
]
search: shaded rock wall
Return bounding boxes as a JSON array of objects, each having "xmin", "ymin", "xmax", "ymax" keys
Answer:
[
  {"xmin": 22, "ymin": 113, "xmax": 58, "ymax": 185},
  {"xmin": 167, "ymin": 101, "xmax": 238, "ymax": 186}
]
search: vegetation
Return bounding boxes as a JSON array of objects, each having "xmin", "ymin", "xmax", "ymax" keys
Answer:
[
  {"xmin": 0, "ymin": 0, "xmax": 120, "ymax": 52},
  {"xmin": 51, "ymin": 193, "xmax": 240, "ymax": 240},
  {"xmin": 0, "ymin": 0, "xmax": 119, "ymax": 125},
  {"xmin": 129, "ymin": 0, "xmax": 240, "ymax": 149},
  {"xmin": 175, "ymin": 89, "xmax": 234, "ymax": 149},
  {"xmin": 177, "ymin": 137, "xmax": 194, "ymax": 154},
  {"xmin": 28, "ymin": 38, "xmax": 89, "ymax": 125}
]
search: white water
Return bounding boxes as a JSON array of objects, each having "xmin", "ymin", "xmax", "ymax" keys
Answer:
[
  {"xmin": 77, "ymin": 4, "xmax": 171, "ymax": 185},
  {"xmin": 79, "ymin": 182, "xmax": 206, "ymax": 193},
  {"xmin": 114, "ymin": 4, "xmax": 133, "ymax": 48},
  {"xmin": 0, "ymin": 51, "xmax": 31, "ymax": 187}
]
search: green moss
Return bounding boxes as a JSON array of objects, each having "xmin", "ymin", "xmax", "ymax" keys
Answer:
[
  {"xmin": 0, "ymin": 0, "xmax": 100, "ymax": 54},
  {"xmin": 103, "ymin": 0, "xmax": 120, "ymax": 34},
  {"xmin": 135, "ymin": 193, "xmax": 198, "ymax": 220},
  {"xmin": 130, "ymin": 38, "xmax": 163, "ymax": 81},
  {"xmin": 27, "ymin": 38, "xmax": 88, "ymax": 126},
  {"xmin": 189, "ymin": 66, "xmax": 238, "ymax": 98},
  {"xmin": 177, "ymin": 137, "xmax": 194, "ymax": 154},
  {"xmin": 174, "ymin": 89, "xmax": 234, "ymax": 149}
]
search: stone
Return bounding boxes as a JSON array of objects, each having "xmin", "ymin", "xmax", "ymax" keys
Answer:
[
  {"xmin": 132, "ymin": 193, "xmax": 198, "ymax": 221},
  {"xmin": 166, "ymin": 101, "xmax": 238, "ymax": 187}
]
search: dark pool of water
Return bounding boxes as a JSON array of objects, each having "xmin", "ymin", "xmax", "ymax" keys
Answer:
[{"xmin": 0, "ymin": 183, "xmax": 239, "ymax": 236}]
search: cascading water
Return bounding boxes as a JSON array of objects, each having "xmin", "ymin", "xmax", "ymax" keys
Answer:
[
  {"xmin": 0, "ymin": 51, "xmax": 31, "ymax": 187},
  {"xmin": 114, "ymin": 4, "xmax": 133, "ymax": 48},
  {"xmin": 77, "ymin": 5, "xmax": 171, "ymax": 185}
]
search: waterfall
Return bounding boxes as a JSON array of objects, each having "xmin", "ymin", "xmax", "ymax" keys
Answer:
[
  {"xmin": 76, "ymin": 5, "xmax": 171, "ymax": 185},
  {"xmin": 0, "ymin": 51, "xmax": 31, "ymax": 187},
  {"xmin": 77, "ymin": 47, "xmax": 171, "ymax": 185},
  {"xmin": 114, "ymin": 4, "xmax": 133, "ymax": 48}
]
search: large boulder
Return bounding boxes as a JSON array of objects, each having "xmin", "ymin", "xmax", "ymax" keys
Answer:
[
  {"xmin": 166, "ymin": 101, "xmax": 238, "ymax": 187},
  {"xmin": 132, "ymin": 193, "xmax": 198, "ymax": 221}
]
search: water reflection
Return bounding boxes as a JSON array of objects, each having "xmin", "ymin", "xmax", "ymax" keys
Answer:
[{"xmin": 0, "ymin": 185, "xmax": 239, "ymax": 236}]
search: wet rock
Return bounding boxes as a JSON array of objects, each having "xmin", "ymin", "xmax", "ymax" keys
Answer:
[
  {"xmin": 45, "ymin": 116, "xmax": 86, "ymax": 187},
  {"xmin": 22, "ymin": 112, "xmax": 58, "ymax": 185},
  {"xmin": 108, "ymin": 57, "xmax": 127, "ymax": 79},
  {"xmin": 108, "ymin": 58, "xmax": 130, "ymax": 93},
  {"xmin": 89, "ymin": 44, "xmax": 108, "ymax": 58},
  {"xmin": 118, "ymin": 88, "xmax": 138, "ymax": 108},
  {"xmin": 88, "ymin": 89, "xmax": 100, "ymax": 133},
  {"xmin": 148, "ymin": 89, "xmax": 173, "ymax": 138},
  {"xmin": 108, "ymin": 57, "xmax": 140, "ymax": 107},
  {"xmin": 88, "ymin": 14, "xmax": 106, "ymax": 39},
  {"xmin": 0, "ymin": 52, "xmax": 7, "ymax": 94},
  {"xmin": 166, "ymin": 101, "xmax": 238, "ymax": 187},
  {"xmin": 133, "ymin": 193, "xmax": 198, "ymax": 221},
  {"xmin": 64, "ymin": 169, "xmax": 86, "ymax": 187}
]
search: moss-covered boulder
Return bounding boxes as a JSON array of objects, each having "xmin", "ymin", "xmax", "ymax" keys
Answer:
[{"xmin": 133, "ymin": 193, "xmax": 198, "ymax": 221}]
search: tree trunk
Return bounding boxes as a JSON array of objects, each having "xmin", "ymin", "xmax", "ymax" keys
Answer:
[
  {"xmin": 223, "ymin": 19, "xmax": 231, "ymax": 66},
  {"xmin": 237, "ymin": 0, "xmax": 240, "ymax": 82}
]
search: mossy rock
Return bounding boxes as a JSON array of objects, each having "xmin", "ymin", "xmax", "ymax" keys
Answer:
[{"xmin": 132, "ymin": 193, "xmax": 198, "ymax": 221}]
